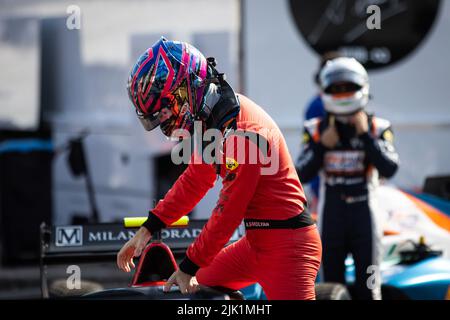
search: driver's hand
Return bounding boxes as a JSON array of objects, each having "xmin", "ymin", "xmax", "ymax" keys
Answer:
[
  {"xmin": 351, "ymin": 111, "xmax": 369, "ymax": 135},
  {"xmin": 164, "ymin": 269, "xmax": 199, "ymax": 295},
  {"xmin": 321, "ymin": 116, "xmax": 339, "ymax": 148},
  {"xmin": 117, "ymin": 227, "xmax": 151, "ymax": 272}
]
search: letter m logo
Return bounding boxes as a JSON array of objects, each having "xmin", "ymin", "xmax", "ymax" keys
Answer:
[{"xmin": 56, "ymin": 226, "xmax": 83, "ymax": 246}]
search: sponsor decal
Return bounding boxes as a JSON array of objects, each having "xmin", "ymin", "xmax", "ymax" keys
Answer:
[
  {"xmin": 302, "ymin": 132, "xmax": 310, "ymax": 144},
  {"xmin": 324, "ymin": 150, "xmax": 365, "ymax": 173},
  {"xmin": 161, "ymin": 228, "xmax": 202, "ymax": 240},
  {"xmin": 383, "ymin": 129, "xmax": 394, "ymax": 143},
  {"xmin": 224, "ymin": 172, "xmax": 236, "ymax": 182},
  {"xmin": 245, "ymin": 221, "xmax": 270, "ymax": 228},
  {"xmin": 213, "ymin": 203, "xmax": 224, "ymax": 215},
  {"xmin": 56, "ymin": 226, "xmax": 83, "ymax": 246},
  {"xmin": 87, "ymin": 230, "xmax": 136, "ymax": 242},
  {"xmin": 225, "ymin": 157, "xmax": 239, "ymax": 171},
  {"xmin": 350, "ymin": 137, "xmax": 364, "ymax": 149}
]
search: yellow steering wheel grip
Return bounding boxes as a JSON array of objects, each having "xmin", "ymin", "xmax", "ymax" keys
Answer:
[{"xmin": 123, "ymin": 216, "xmax": 189, "ymax": 228}]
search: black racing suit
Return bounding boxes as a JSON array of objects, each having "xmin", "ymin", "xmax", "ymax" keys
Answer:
[{"xmin": 296, "ymin": 113, "xmax": 399, "ymax": 300}]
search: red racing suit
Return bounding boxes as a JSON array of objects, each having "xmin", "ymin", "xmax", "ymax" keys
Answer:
[{"xmin": 143, "ymin": 95, "xmax": 322, "ymax": 299}]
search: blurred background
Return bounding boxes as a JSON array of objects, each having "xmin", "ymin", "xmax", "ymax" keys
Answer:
[{"xmin": 0, "ymin": 0, "xmax": 449, "ymax": 299}]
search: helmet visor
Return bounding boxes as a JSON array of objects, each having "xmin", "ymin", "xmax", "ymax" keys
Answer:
[
  {"xmin": 136, "ymin": 108, "xmax": 160, "ymax": 131},
  {"xmin": 324, "ymin": 81, "xmax": 362, "ymax": 95},
  {"xmin": 321, "ymin": 71, "xmax": 366, "ymax": 91},
  {"xmin": 160, "ymin": 82, "xmax": 194, "ymax": 136}
]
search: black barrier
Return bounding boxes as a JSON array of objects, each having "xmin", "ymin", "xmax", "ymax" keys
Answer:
[{"xmin": 0, "ymin": 133, "xmax": 53, "ymax": 265}]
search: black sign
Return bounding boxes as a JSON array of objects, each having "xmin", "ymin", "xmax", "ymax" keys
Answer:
[
  {"xmin": 289, "ymin": 0, "xmax": 441, "ymax": 69},
  {"xmin": 47, "ymin": 221, "xmax": 243, "ymax": 254}
]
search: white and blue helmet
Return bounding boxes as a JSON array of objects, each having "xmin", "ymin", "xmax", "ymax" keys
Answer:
[{"xmin": 319, "ymin": 57, "xmax": 369, "ymax": 115}]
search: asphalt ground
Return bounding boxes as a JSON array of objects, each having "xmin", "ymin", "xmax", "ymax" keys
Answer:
[{"xmin": 0, "ymin": 262, "xmax": 131, "ymax": 299}]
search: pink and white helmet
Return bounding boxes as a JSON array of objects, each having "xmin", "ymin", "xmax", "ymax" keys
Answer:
[{"xmin": 127, "ymin": 37, "xmax": 211, "ymax": 135}]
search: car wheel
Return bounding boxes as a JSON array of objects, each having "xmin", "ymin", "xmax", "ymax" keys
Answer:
[
  {"xmin": 315, "ymin": 283, "xmax": 351, "ymax": 300},
  {"xmin": 49, "ymin": 279, "xmax": 104, "ymax": 297}
]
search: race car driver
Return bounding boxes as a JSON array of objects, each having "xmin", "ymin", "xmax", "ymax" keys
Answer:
[
  {"xmin": 116, "ymin": 38, "xmax": 322, "ymax": 300},
  {"xmin": 296, "ymin": 57, "xmax": 399, "ymax": 300}
]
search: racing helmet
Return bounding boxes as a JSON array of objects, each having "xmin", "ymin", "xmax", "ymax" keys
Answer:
[
  {"xmin": 319, "ymin": 57, "xmax": 369, "ymax": 115},
  {"xmin": 127, "ymin": 37, "xmax": 213, "ymax": 136}
]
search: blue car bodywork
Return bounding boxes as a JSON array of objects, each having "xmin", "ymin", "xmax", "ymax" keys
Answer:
[{"xmin": 382, "ymin": 256, "xmax": 450, "ymax": 300}]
